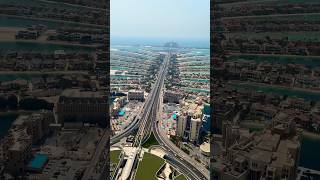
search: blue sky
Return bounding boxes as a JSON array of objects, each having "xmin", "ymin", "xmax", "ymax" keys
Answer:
[{"xmin": 111, "ymin": 0, "xmax": 209, "ymax": 45}]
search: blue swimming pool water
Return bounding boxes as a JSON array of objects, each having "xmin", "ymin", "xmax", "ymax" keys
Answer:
[
  {"xmin": 172, "ymin": 113, "xmax": 177, "ymax": 119},
  {"xmin": 28, "ymin": 154, "xmax": 48, "ymax": 169},
  {"xmin": 119, "ymin": 109, "xmax": 125, "ymax": 116}
]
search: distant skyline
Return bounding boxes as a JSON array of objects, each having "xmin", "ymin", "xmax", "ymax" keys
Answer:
[{"xmin": 111, "ymin": 0, "xmax": 209, "ymax": 47}]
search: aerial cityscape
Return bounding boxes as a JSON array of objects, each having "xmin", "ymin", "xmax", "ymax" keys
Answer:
[
  {"xmin": 110, "ymin": 44, "xmax": 210, "ymax": 180},
  {"xmin": 2, "ymin": 0, "xmax": 320, "ymax": 180},
  {"xmin": 0, "ymin": 0, "xmax": 109, "ymax": 179},
  {"xmin": 212, "ymin": 0, "xmax": 320, "ymax": 179},
  {"xmin": 110, "ymin": 0, "xmax": 210, "ymax": 180}
]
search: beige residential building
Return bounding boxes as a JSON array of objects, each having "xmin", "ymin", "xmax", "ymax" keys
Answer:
[
  {"xmin": 213, "ymin": 112, "xmax": 302, "ymax": 180},
  {"xmin": 176, "ymin": 100, "xmax": 203, "ymax": 143},
  {"xmin": 176, "ymin": 114, "xmax": 185, "ymax": 137}
]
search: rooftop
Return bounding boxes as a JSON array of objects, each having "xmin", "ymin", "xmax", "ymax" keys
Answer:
[{"xmin": 61, "ymin": 89, "xmax": 102, "ymax": 98}]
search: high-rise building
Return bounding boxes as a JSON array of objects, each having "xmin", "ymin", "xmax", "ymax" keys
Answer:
[
  {"xmin": 176, "ymin": 114, "xmax": 186, "ymax": 137},
  {"xmin": 176, "ymin": 101, "xmax": 203, "ymax": 143},
  {"xmin": 190, "ymin": 117, "xmax": 202, "ymax": 142}
]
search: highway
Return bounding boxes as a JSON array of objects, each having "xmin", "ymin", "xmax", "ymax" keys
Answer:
[
  {"xmin": 110, "ymin": 54, "xmax": 168, "ymax": 180},
  {"xmin": 112, "ymin": 51, "xmax": 209, "ymax": 180},
  {"xmin": 110, "ymin": 111, "xmax": 140, "ymax": 145},
  {"xmin": 110, "ymin": 59, "xmax": 163, "ymax": 145},
  {"xmin": 153, "ymin": 113, "xmax": 210, "ymax": 180},
  {"xmin": 134, "ymin": 51, "xmax": 210, "ymax": 180},
  {"xmin": 150, "ymin": 53, "xmax": 210, "ymax": 180},
  {"xmin": 83, "ymin": 62, "xmax": 156, "ymax": 179},
  {"xmin": 133, "ymin": 53, "xmax": 170, "ymax": 147}
]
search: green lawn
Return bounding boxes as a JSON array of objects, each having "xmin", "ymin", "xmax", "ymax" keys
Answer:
[
  {"xmin": 110, "ymin": 150, "xmax": 121, "ymax": 179},
  {"xmin": 175, "ymin": 174, "xmax": 187, "ymax": 180},
  {"xmin": 135, "ymin": 153, "xmax": 164, "ymax": 180},
  {"xmin": 142, "ymin": 132, "xmax": 159, "ymax": 148},
  {"xmin": 110, "ymin": 150, "xmax": 121, "ymax": 164}
]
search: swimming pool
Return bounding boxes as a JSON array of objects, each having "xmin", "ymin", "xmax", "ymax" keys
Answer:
[
  {"xmin": 172, "ymin": 113, "xmax": 177, "ymax": 119},
  {"xmin": 118, "ymin": 109, "xmax": 125, "ymax": 116},
  {"xmin": 27, "ymin": 154, "xmax": 48, "ymax": 171}
]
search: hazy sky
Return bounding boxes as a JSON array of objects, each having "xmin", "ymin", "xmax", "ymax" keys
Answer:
[{"xmin": 111, "ymin": 0, "xmax": 209, "ymax": 41}]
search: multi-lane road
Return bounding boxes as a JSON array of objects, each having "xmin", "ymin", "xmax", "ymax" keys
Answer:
[
  {"xmin": 150, "ymin": 53, "xmax": 210, "ymax": 180},
  {"xmin": 111, "ymin": 51, "xmax": 209, "ymax": 180},
  {"xmin": 133, "ymin": 52, "xmax": 170, "ymax": 146}
]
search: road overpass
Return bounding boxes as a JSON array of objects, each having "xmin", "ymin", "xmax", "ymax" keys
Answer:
[{"xmin": 112, "ymin": 51, "xmax": 209, "ymax": 180}]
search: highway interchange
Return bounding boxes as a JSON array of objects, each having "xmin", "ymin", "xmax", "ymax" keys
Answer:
[{"xmin": 110, "ymin": 51, "xmax": 210, "ymax": 180}]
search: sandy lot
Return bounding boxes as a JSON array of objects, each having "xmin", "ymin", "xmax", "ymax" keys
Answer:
[{"xmin": 0, "ymin": 27, "xmax": 22, "ymax": 41}]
